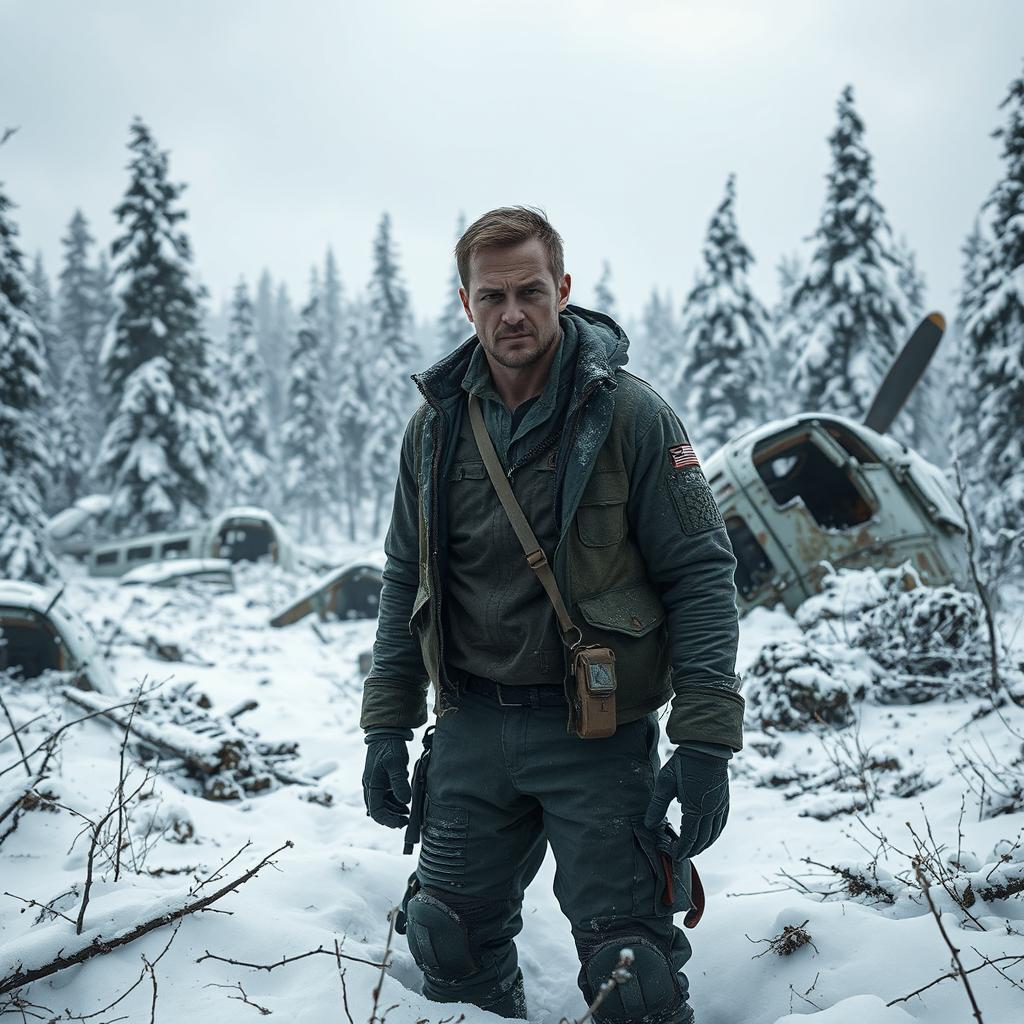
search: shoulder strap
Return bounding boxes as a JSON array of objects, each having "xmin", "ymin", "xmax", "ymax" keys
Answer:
[{"xmin": 467, "ymin": 394, "xmax": 581, "ymax": 648}]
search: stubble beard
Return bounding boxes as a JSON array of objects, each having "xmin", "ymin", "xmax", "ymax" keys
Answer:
[{"xmin": 485, "ymin": 328, "xmax": 558, "ymax": 370}]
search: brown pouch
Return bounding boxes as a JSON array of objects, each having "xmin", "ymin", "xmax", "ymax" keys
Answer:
[{"xmin": 573, "ymin": 644, "xmax": 617, "ymax": 739}]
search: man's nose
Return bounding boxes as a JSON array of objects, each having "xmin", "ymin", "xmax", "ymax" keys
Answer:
[{"xmin": 501, "ymin": 305, "xmax": 525, "ymax": 325}]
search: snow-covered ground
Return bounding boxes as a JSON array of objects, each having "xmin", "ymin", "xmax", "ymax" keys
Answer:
[{"xmin": 1, "ymin": 562, "xmax": 1022, "ymax": 1023}]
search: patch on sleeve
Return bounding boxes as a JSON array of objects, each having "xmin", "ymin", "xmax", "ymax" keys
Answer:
[
  {"xmin": 668, "ymin": 468, "xmax": 725, "ymax": 536},
  {"xmin": 668, "ymin": 442, "xmax": 701, "ymax": 470}
]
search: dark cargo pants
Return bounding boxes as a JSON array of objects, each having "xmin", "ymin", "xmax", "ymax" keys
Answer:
[{"xmin": 406, "ymin": 688, "xmax": 694, "ymax": 1022}]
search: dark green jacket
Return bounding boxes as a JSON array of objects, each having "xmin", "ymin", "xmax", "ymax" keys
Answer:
[{"xmin": 360, "ymin": 306, "xmax": 744, "ymax": 750}]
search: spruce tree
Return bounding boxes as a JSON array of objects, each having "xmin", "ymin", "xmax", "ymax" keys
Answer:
[
  {"xmin": 787, "ymin": 86, "xmax": 909, "ymax": 425},
  {"xmin": 364, "ymin": 213, "xmax": 417, "ymax": 535},
  {"xmin": 224, "ymin": 278, "xmax": 271, "ymax": 506},
  {"xmin": 436, "ymin": 213, "xmax": 469, "ymax": 360},
  {"xmin": 769, "ymin": 252, "xmax": 806, "ymax": 417},
  {"xmin": 281, "ymin": 293, "xmax": 332, "ymax": 536},
  {"xmin": 0, "ymin": 181, "xmax": 57, "ymax": 581},
  {"xmin": 55, "ymin": 210, "xmax": 103, "ymax": 501},
  {"xmin": 337, "ymin": 294, "xmax": 372, "ymax": 540},
  {"xmin": 27, "ymin": 253, "xmax": 60, "ymax": 389},
  {"xmin": 593, "ymin": 260, "xmax": 619, "ymax": 321},
  {"xmin": 637, "ymin": 288, "xmax": 680, "ymax": 403},
  {"xmin": 97, "ymin": 118, "xmax": 228, "ymax": 533},
  {"xmin": 322, "ymin": 247, "xmax": 344, "ymax": 390},
  {"xmin": 670, "ymin": 176, "xmax": 772, "ymax": 455},
  {"xmin": 958, "ymin": 63, "xmax": 1024, "ymax": 576},
  {"xmin": 254, "ymin": 269, "xmax": 282, "ymax": 434}
]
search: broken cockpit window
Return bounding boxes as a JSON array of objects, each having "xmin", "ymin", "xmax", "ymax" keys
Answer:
[
  {"xmin": 724, "ymin": 516, "xmax": 775, "ymax": 600},
  {"xmin": 753, "ymin": 431, "xmax": 873, "ymax": 529},
  {"xmin": 0, "ymin": 610, "xmax": 65, "ymax": 679}
]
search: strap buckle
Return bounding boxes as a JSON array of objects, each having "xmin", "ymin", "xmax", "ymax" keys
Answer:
[{"xmin": 527, "ymin": 549, "xmax": 548, "ymax": 569}]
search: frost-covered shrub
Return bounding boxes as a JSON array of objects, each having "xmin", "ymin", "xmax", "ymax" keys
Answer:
[
  {"xmin": 797, "ymin": 564, "xmax": 994, "ymax": 703},
  {"xmin": 744, "ymin": 639, "xmax": 869, "ymax": 730},
  {"xmin": 861, "ymin": 584, "xmax": 991, "ymax": 702}
]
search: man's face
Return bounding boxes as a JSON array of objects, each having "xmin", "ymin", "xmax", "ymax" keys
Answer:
[{"xmin": 459, "ymin": 237, "xmax": 571, "ymax": 369}]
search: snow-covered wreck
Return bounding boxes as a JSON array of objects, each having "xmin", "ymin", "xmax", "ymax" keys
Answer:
[
  {"xmin": 707, "ymin": 412, "xmax": 971, "ymax": 615},
  {"xmin": 84, "ymin": 506, "xmax": 299, "ymax": 578},
  {"xmin": 0, "ymin": 581, "xmax": 117, "ymax": 694},
  {"xmin": 269, "ymin": 559, "xmax": 384, "ymax": 628}
]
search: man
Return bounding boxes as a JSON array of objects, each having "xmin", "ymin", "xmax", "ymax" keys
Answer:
[{"xmin": 361, "ymin": 207, "xmax": 742, "ymax": 1023}]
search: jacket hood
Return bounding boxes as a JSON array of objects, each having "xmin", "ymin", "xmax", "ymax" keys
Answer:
[{"xmin": 413, "ymin": 304, "xmax": 630, "ymax": 406}]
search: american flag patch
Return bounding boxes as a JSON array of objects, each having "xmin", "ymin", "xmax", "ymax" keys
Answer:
[{"xmin": 668, "ymin": 442, "xmax": 700, "ymax": 470}]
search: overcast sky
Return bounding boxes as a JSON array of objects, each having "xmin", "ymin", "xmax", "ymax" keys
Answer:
[{"xmin": 1, "ymin": 0, "xmax": 1021, "ymax": 334}]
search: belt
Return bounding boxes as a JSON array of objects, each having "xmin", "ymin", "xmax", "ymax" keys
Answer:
[{"xmin": 463, "ymin": 674, "xmax": 568, "ymax": 708}]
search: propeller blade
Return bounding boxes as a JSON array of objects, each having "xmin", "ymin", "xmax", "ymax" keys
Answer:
[{"xmin": 863, "ymin": 312, "xmax": 946, "ymax": 434}]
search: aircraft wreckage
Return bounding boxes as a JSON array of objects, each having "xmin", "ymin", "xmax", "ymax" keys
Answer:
[{"xmin": 708, "ymin": 313, "xmax": 971, "ymax": 614}]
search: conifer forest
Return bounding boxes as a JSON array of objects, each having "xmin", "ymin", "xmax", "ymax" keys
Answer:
[{"xmin": 1, "ymin": 5, "xmax": 1023, "ymax": 1023}]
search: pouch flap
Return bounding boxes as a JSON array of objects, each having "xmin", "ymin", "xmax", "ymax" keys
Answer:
[
  {"xmin": 578, "ymin": 470, "xmax": 628, "ymax": 506},
  {"xmin": 578, "ymin": 583, "xmax": 666, "ymax": 637},
  {"xmin": 452, "ymin": 461, "xmax": 486, "ymax": 481}
]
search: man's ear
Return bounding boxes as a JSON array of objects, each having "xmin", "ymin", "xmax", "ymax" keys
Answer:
[
  {"xmin": 557, "ymin": 273, "xmax": 572, "ymax": 312},
  {"xmin": 459, "ymin": 287, "xmax": 474, "ymax": 323}
]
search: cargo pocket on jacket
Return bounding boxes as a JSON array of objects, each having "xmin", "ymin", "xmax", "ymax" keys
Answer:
[
  {"xmin": 631, "ymin": 819, "xmax": 692, "ymax": 918},
  {"xmin": 576, "ymin": 471, "xmax": 628, "ymax": 547},
  {"xmin": 418, "ymin": 798, "xmax": 469, "ymax": 890},
  {"xmin": 578, "ymin": 583, "xmax": 666, "ymax": 637}
]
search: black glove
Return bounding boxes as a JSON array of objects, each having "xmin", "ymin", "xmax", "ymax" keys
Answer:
[
  {"xmin": 362, "ymin": 729, "xmax": 413, "ymax": 828},
  {"xmin": 644, "ymin": 747, "xmax": 730, "ymax": 859}
]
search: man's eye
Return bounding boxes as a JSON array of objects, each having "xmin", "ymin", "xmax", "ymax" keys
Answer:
[{"xmin": 524, "ymin": 289, "xmax": 539, "ymax": 296}]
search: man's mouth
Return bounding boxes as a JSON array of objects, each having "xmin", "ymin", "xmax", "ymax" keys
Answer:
[{"xmin": 501, "ymin": 332, "xmax": 532, "ymax": 340}]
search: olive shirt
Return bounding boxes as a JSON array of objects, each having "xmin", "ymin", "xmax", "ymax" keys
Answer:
[{"xmin": 444, "ymin": 328, "xmax": 578, "ymax": 686}]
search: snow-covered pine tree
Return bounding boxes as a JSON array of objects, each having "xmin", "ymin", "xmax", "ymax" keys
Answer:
[
  {"xmin": 593, "ymin": 260, "xmax": 619, "ymax": 322},
  {"xmin": 636, "ymin": 287, "xmax": 679, "ymax": 400},
  {"xmin": 97, "ymin": 118, "xmax": 229, "ymax": 534},
  {"xmin": 787, "ymin": 85, "xmax": 910, "ymax": 427},
  {"xmin": 436, "ymin": 213, "xmax": 469, "ymax": 360},
  {"xmin": 27, "ymin": 253, "xmax": 60, "ymax": 390},
  {"xmin": 769, "ymin": 252, "xmax": 806, "ymax": 417},
  {"xmin": 669, "ymin": 176, "xmax": 772, "ymax": 456},
  {"xmin": 958, "ymin": 63, "xmax": 1024, "ymax": 577},
  {"xmin": 336, "ymin": 293, "xmax": 372, "ymax": 540},
  {"xmin": 54, "ymin": 210, "xmax": 104, "ymax": 501},
  {"xmin": 893, "ymin": 236, "xmax": 943, "ymax": 461},
  {"xmin": 224, "ymin": 278, "xmax": 271, "ymax": 506},
  {"xmin": 254, "ymin": 269, "xmax": 282, "ymax": 436},
  {"xmin": 322, "ymin": 247, "xmax": 344, "ymax": 391},
  {"xmin": 364, "ymin": 213, "xmax": 417, "ymax": 536},
  {"xmin": 90, "ymin": 251, "xmax": 117, "ymax": 406},
  {"xmin": 0, "ymin": 180, "xmax": 57, "ymax": 581},
  {"xmin": 281, "ymin": 293, "xmax": 333, "ymax": 536}
]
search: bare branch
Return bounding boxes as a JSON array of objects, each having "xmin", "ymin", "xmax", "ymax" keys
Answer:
[{"xmin": 0, "ymin": 841, "xmax": 294, "ymax": 995}]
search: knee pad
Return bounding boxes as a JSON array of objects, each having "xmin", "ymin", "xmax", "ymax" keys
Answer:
[
  {"xmin": 582, "ymin": 936, "xmax": 685, "ymax": 1024},
  {"xmin": 405, "ymin": 891, "xmax": 477, "ymax": 982}
]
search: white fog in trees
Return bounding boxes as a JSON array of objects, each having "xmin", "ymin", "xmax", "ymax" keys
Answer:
[
  {"xmin": 281, "ymin": 293, "xmax": 333, "ymax": 536},
  {"xmin": 0, "ymin": 179, "xmax": 57, "ymax": 581},
  {"xmin": 671, "ymin": 176, "xmax": 772, "ymax": 456},
  {"xmin": 364, "ymin": 213, "xmax": 417, "ymax": 536},
  {"xmin": 786, "ymin": 86, "xmax": 910, "ymax": 431},
  {"xmin": 769, "ymin": 252, "xmax": 805, "ymax": 413},
  {"xmin": 97, "ymin": 118, "xmax": 229, "ymax": 534},
  {"xmin": 957, "ymin": 63, "xmax": 1024, "ymax": 578},
  {"xmin": 336, "ymin": 294, "xmax": 372, "ymax": 542},
  {"xmin": 224, "ymin": 278, "xmax": 271, "ymax": 506},
  {"xmin": 636, "ymin": 288, "xmax": 679, "ymax": 401},
  {"xmin": 593, "ymin": 260, "xmax": 619, "ymax": 323},
  {"xmin": 435, "ymin": 213, "xmax": 468, "ymax": 362}
]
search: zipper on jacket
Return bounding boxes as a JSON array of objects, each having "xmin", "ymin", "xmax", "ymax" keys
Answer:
[{"xmin": 413, "ymin": 379, "xmax": 452, "ymax": 710}]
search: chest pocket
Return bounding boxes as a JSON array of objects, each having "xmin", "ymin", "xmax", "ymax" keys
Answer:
[
  {"xmin": 451, "ymin": 460, "xmax": 487, "ymax": 483},
  {"xmin": 576, "ymin": 470, "xmax": 628, "ymax": 547}
]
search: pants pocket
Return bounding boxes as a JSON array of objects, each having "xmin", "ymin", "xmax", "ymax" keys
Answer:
[{"xmin": 631, "ymin": 819, "xmax": 692, "ymax": 918}]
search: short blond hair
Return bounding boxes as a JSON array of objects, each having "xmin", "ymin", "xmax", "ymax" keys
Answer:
[{"xmin": 455, "ymin": 206, "xmax": 564, "ymax": 290}]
